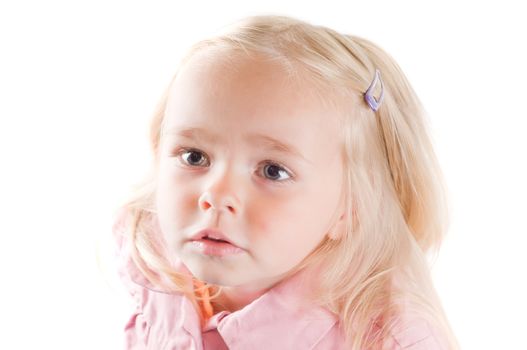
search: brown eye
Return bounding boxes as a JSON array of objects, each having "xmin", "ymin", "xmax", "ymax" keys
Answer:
[
  {"xmin": 260, "ymin": 162, "xmax": 292, "ymax": 182},
  {"xmin": 177, "ymin": 148, "xmax": 210, "ymax": 167}
]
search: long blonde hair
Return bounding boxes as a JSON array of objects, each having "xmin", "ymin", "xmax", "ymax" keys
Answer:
[{"xmin": 113, "ymin": 15, "xmax": 459, "ymax": 349}]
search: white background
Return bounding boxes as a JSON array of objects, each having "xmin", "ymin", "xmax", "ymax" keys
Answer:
[{"xmin": 1, "ymin": 1, "xmax": 525, "ymax": 349}]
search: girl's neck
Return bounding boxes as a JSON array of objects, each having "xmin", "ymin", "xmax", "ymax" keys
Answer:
[{"xmin": 211, "ymin": 286, "xmax": 270, "ymax": 313}]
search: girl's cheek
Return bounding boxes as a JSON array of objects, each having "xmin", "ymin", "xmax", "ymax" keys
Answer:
[{"xmin": 250, "ymin": 199, "xmax": 294, "ymax": 229}]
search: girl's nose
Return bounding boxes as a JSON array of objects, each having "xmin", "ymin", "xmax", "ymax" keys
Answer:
[{"xmin": 198, "ymin": 168, "xmax": 241, "ymax": 216}]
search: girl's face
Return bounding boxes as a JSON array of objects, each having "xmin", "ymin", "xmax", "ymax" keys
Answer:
[{"xmin": 156, "ymin": 50, "xmax": 345, "ymax": 292}]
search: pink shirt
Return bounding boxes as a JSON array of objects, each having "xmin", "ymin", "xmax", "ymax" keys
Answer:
[{"xmin": 113, "ymin": 222, "xmax": 448, "ymax": 349}]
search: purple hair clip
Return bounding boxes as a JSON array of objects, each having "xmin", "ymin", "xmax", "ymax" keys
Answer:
[{"xmin": 363, "ymin": 69, "xmax": 385, "ymax": 112}]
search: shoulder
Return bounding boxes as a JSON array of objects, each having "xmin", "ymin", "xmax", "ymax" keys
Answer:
[
  {"xmin": 382, "ymin": 314, "xmax": 450, "ymax": 350},
  {"xmin": 312, "ymin": 313, "xmax": 449, "ymax": 350}
]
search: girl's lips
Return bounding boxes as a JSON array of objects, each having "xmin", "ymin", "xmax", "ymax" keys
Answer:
[
  {"xmin": 190, "ymin": 228, "xmax": 239, "ymax": 247},
  {"xmin": 190, "ymin": 238, "xmax": 245, "ymax": 257},
  {"xmin": 188, "ymin": 228, "xmax": 246, "ymax": 257}
]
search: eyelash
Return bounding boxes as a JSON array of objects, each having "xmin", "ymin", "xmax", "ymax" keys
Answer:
[{"xmin": 172, "ymin": 147, "xmax": 295, "ymax": 184}]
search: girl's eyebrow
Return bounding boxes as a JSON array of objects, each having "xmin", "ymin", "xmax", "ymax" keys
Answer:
[{"xmin": 163, "ymin": 126, "xmax": 312, "ymax": 164}]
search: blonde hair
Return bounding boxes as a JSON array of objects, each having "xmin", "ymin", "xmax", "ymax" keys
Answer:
[{"xmin": 113, "ymin": 14, "xmax": 459, "ymax": 349}]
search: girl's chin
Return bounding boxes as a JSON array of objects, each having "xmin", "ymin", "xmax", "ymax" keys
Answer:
[{"xmin": 181, "ymin": 256, "xmax": 248, "ymax": 286}]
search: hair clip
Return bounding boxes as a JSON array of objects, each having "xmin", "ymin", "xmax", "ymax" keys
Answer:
[{"xmin": 363, "ymin": 69, "xmax": 384, "ymax": 112}]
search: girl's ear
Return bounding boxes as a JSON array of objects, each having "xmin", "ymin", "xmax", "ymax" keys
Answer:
[
  {"xmin": 328, "ymin": 197, "xmax": 357, "ymax": 240},
  {"xmin": 328, "ymin": 212, "xmax": 347, "ymax": 240}
]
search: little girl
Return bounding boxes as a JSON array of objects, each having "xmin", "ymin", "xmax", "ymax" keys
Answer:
[{"xmin": 112, "ymin": 15, "xmax": 459, "ymax": 349}]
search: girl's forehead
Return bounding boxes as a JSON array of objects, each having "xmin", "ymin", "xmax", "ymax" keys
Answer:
[
  {"xmin": 167, "ymin": 51, "xmax": 343, "ymax": 127},
  {"xmin": 175, "ymin": 50, "xmax": 301, "ymax": 97}
]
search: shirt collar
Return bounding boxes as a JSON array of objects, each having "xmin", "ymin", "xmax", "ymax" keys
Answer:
[{"xmin": 189, "ymin": 267, "xmax": 340, "ymax": 349}]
